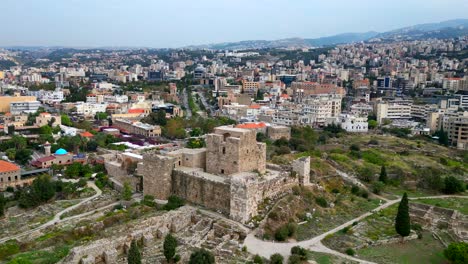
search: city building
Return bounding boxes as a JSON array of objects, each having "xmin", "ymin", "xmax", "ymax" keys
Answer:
[
  {"xmin": 113, "ymin": 119, "xmax": 161, "ymax": 137},
  {"xmin": 0, "ymin": 95, "xmax": 37, "ymax": 113},
  {"xmin": 375, "ymin": 102, "xmax": 412, "ymax": 124},
  {"xmin": 0, "ymin": 160, "xmax": 21, "ymax": 191},
  {"xmin": 10, "ymin": 101, "xmax": 41, "ymax": 114}
]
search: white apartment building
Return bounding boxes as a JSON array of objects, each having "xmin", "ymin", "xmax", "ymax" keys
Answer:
[
  {"xmin": 326, "ymin": 114, "xmax": 368, "ymax": 133},
  {"xmin": 375, "ymin": 102, "xmax": 412, "ymax": 124},
  {"xmin": 301, "ymin": 94, "xmax": 342, "ymax": 127},
  {"xmin": 75, "ymin": 102, "xmax": 108, "ymax": 117},
  {"xmin": 40, "ymin": 89, "xmax": 64, "ymax": 104},
  {"xmin": 10, "ymin": 101, "xmax": 41, "ymax": 114},
  {"xmin": 410, "ymin": 104, "xmax": 438, "ymax": 120}
]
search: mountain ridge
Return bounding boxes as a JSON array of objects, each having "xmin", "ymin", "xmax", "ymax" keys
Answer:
[{"xmin": 185, "ymin": 19, "xmax": 468, "ymax": 50}]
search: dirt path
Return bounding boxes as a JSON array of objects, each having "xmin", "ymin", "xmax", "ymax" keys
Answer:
[
  {"xmin": 243, "ymin": 195, "xmax": 468, "ymax": 263},
  {"xmin": 0, "ymin": 181, "xmax": 102, "ymax": 244}
]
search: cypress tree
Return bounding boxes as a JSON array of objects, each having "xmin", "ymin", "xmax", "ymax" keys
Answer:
[
  {"xmin": 163, "ymin": 234, "xmax": 177, "ymax": 263},
  {"xmin": 395, "ymin": 192, "xmax": 411, "ymax": 238},
  {"xmin": 128, "ymin": 240, "xmax": 142, "ymax": 264},
  {"xmin": 0, "ymin": 193, "xmax": 5, "ymax": 217},
  {"xmin": 379, "ymin": 165, "xmax": 388, "ymax": 184}
]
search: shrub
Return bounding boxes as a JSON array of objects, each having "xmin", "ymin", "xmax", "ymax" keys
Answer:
[
  {"xmin": 360, "ymin": 190, "xmax": 369, "ymax": 199},
  {"xmin": 351, "ymin": 185, "xmax": 360, "ymax": 195},
  {"xmin": 444, "ymin": 176, "xmax": 466, "ymax": 194},
  {"xmin": 274, "ymin": 225, "xmax": 290, "ymax": 241},
  {"xmin": 287, "ymin": 223, "xmax": 297, "ymax": 237},
  {"xmin": 290, "ymin": 246, "xmax": 307, "ymax": 259},
  {"xmin": 253, "ymin": 254, "xmax": 264, "ymax": 264},
  {"xmin": 270, "ymin": 253, "xmax": 284, "ymax": 264},
  {"xmin": 315, "ymin": 197, "xmax": 328, "ymax": 207},
  {"xmin": 349, "ymin": 144, "xmax": 360, "ymax": 152},
  {"xmin": 345, "ymin": 248, "xmax": 355, "ymax": 256},
  {"xmin": 189, "ymin": 248, "xmax": 215, "ymax": 264},
  {"xmin": 372, "ymin": 182, "xmax": 385, "ymax": 195},
  {"xmin": 444, "ymin": 242, "xmax": 468, "ymax": 264},
  {"xmin": 141, "ymin": 195, "xmax": 156, "ymax": 207},
  {"xmin": 164, "ymin": 195, "xmax": 185, "ymax": 210}
]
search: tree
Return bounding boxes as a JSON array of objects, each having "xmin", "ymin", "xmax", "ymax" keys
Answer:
[
  {"xmin": 15, "ymin": 149, "xmax": 33, "ymax": 165},
  {"xmin": 87, "ymin": 140, "xmax": 98, "ymax": 151},
  {"xmin": 444, "ymin": 176, "xmax": 466, "ymax": 194},
  {"xmin": 270, "ymin": 253, "xmax": 284, "ymax": 264},
  {"xmin": 163, "ymin": 234, "xmax": 178, "ymax": 263},
  {"xmin": 435, "ymin": 128, "xmax": 449, "ymax": 146},
  {"xmin": 39, "ymin": 125, "xmax": 53, "ymax": 135},
  {"xmin": 122, "ymin": 182, "xmax": 132, "ymax": 201},
  {"xmin": 0, "ymin": 193, "xmax": 6, "ymax": 217},
  {"xmin": 255, "ymin": 89, "xmax": 264, "ymax": 101},
  {"xmin": 94, "ymin": 112, "xmax": 108, "ymax": 121},
  {"xmin": 61, "ymin": 114, "xmax": 73, "ymax": 126},
  {"xmin": 164, "ymin": 118, "xmax": 186, "ymax": 139},
  {"xmin": 444, "ymin": 242, "xmax": 468, "ymax": 264},
  {"xmin": 368, "ymin": 120, "xmax": 378, "ymax": 129},
  {"xmin": 188, "ymin": 248, "xmax": 215, "ymax": 264},
  {"xmin": 32, "ymin": 174, "xmax": 56, "ymax": 202},
  {"xmin": 127, "ymin": 240, "xmax": 141, "ymax": 264},
  {"xmin": 395, "ymin": 193, "xmax": 411, "ymax": 238},
  {"xmin": 379, "ymin": 165, "xmax": 388, "ymax": 183}
]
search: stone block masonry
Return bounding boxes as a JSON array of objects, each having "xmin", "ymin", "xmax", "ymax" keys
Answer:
[{"xmin": 140, "ymin": 152, "xmax": 174, "ymax": 200}]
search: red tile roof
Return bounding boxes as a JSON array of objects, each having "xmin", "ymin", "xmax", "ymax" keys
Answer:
[
  {"xmin": 35, "ymin": 156, "xmax": 56, "ymax": 163},
  {"xmin": 80, "ymin": 131, "xmax": 94, "ymax": 138},
  {"xmin": 128, "ymin": 108, "xmax": 145, "ymax": 114},
  {"xmin": 236, "ymin": 122, "xmax": 267, "ymax": 129},
  {"xmin": 249, "ymin": 104, "xmax": 261, "ymax": 109},
  {"xmin": 0, "ymin": 160, "xmax": 20, "ymax": 173}
]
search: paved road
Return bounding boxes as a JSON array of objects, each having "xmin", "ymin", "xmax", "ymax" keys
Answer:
[
  {"xmin": 244, "ymin": 195, "xmax": 468, "ymax": 263},
  {"xmin": 0, "ymin": 181, "xmax": 102, "ymax": 244},
  {"xmin": 181, "ymin": 87, "xmax": 192, "ymax": 118}
]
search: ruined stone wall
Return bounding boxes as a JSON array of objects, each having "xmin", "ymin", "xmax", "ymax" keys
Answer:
[
  {"xmin": 61, "ymin": 207, "xmax": 195, "ymax": 264},
  {"xmin": 267, "ymin": 126, "xmax": 291, "ymax": 140},
  {"xmin": 140, "ymin": 153, "xmax": 174, "ymax": 200},
  {"xmin": 292, "ymin": 156, "xmax": 311, "ymax": 185},
  {"xmin": 171, "ymin": 170, "xmax": 231, "ymax": 215},
  {"xmin": 230, "ymin": 172, "xmax": 298, "ymax": 223}
]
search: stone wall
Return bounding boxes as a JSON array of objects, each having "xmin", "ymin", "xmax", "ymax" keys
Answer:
[
  {"xmin": 140, "ymin": 153, "xmax": 174, "ymax": 200},
  {"xmin": 292, "ymin": 156, "xmax": 311, "ymax": 185},
  {"xmin": 206, "ymin": 127, "xmax": 266, "ymax": 175},
  {"xmin": 168, "ymin": 148, "xmax": 206, "ymax": 170},
  {"xmin": 230, "ymin": 171, "xmax": 298, "ymax": 223},
  {"xmin": 61, "ymin": 207, "xmax": 195, "ymax": 264},
  {"xmin": 171, "ymin": 169, "xmax": 231, "ymax": 215},
  {"xmin": 267, "ymin": 125, "xmax": 291, "ymax": 140}
]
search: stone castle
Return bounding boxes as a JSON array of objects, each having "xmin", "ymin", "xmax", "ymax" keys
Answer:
[{"xmin": 139, "ymin": 126, "xmax": 310, "ymax": 223}]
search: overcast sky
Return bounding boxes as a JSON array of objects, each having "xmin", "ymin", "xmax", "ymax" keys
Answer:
[{"xmin": 2, "ymin": 0, "xmax": 468, "ymax": 48}]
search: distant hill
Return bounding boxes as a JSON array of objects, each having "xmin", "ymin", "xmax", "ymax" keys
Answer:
[{"xmin": 185, "ymin": 19, "xmax": 468, "ymax": 50}]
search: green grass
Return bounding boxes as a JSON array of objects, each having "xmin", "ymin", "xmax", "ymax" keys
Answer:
[
  {"xmin": 296, "ymin": 197, "xmax": 380, "ymax": 241},
  {"xmin": 356, "ymin": 231, "xmax": 446, "ymax": 264},
  {"xmin": 307, "ymin": 251, "xmax": 357, "ymax": 264},
  {"xmin": 414, "ymin": 198, "xmax": 468, "ymax": 215},
  {"xmin": 7, "ymin": 245, "xmax": 70, "ymax": 264},
  {"xmin": 0, "ymin": 241, "xmax": 20, "ymax": 260}
]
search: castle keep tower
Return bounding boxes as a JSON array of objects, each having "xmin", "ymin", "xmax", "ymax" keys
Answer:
[{"xmin": 205, "ymin": 126, "xmax": 266, "ymax": 175}]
